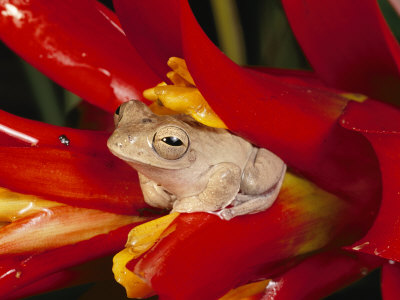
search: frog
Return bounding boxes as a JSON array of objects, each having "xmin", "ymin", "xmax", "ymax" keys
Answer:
[{"xmin": 107, "ymin": 100, "xmax": 286, "ymax": 220}]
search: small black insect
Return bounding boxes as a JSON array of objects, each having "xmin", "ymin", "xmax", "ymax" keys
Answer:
[{"xmin": 58, "ymin": 134, "xmax": 70, "ymax": 146}]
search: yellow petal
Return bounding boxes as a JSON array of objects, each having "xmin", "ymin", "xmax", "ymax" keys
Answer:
[
  {"xmin": 112, "ymin": 212, "xmax": 180, "ymax": 298},
  {"xmin": 219, "ymin": 280, "xmax": 269, "ymax": 300},
  {"xmin": 279, "ymin": 172, "xmax": 349, "ymax": 256},
  {"xmin": 0, "ymin": 206, "xmax": 147, "ymax": 255},
  {"xmin": 341, "ymin": 93, "xmax": 368, "ymax": 102},
  {"xmin": 167, "ymin": 71, "xmax": 193, "ymax": 87},
  {"xmin": 153, "ymin": 86, "xmax": 227, "ymax": 129},
  {"xmin": 167, "ymin": 57, "xmax": 195, "ymax": 86},
  {"xmin": 113, "ymin": 248, "xmax": 154, "ymax": 299},
  {"xmin": 126, "ymin": 212, "xmax": 179, "ymax": 254},
  {"xmin": 0, "ymin": 187, "xmax": 61, "ymax": 222},
  {"xmin": 148, "ymin": 102, "xmax": 178, "ymax": 115},
  {"xmin": 143, "ymin": 58, "xmax": 227, "ymax": 129},
  {"xmin": 143, "ymin": 82, "xmax": 167, "ymax": 101}
]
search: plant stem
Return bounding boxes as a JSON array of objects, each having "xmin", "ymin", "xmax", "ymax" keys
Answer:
[{"xmin": 210, "ymin": 0, "xmax": 246, "ymax": 65}]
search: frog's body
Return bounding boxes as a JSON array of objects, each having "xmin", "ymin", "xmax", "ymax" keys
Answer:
[{"xmin": 107, "ymin": 100, "xmax": 286, "ymax": 220}]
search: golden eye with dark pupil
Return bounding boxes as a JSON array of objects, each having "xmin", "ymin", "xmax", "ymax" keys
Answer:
[
  {"xmin": 153, "ymin": 126, "xmax": 189, "ymax": 160},
  {"xmin": 162, "ymin": 136, "xmax": 183, "ymax": 146}
]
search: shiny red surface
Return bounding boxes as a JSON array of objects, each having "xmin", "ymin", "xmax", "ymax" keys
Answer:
[
  {"xmin": 177, "ymin": 0, "xmax": 381, "ymax": 209},
  {"xmin": 0, "ymin": 0, "xmax": 160, "ymax": 113},
  {"xmin": 262, "ymin": 251, "xmax": 382, "ymax": 299},
  {"xmin": 0, "ymin": 224, "xmax": 138, "ymax": 298},
  {"xmin": 0, "ymin": 110, "xmax": 147, "ymax": 214},
  {"xmin": 0, "ymin": 0, "xmax": 399, "ymax": 298},
  {"xmin": 130, "ymin": 188, "xmax": 362, "ymax": 300},
  {"xmin": 282, "ymin": 0, "xmax": 400, "ymax": 103},
  {"xmin": 113, "ymin": 0, "xmax": 182, "ymax": 78},
  {"xmin": 381, "ymin": 262, "xmax": 400, "ymax": 300},
  {"xmin": 341, "ymin": 100, "xmax": 400, "ymax": 261}
]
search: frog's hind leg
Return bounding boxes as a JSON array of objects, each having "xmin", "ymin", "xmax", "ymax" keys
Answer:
[
  {"xmin": 218, "ymin": 165, "xmax": 286, "ymax": 220},
  {"xmin": 241, "ymin": 148, "xmax": 286, "ymax": 196}
]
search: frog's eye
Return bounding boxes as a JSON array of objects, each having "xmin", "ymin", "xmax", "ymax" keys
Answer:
[
  {"xmin": 114, "ymin": 104, "xmax": 124, "ymax": 125},
  {"xmin": 115, "ymin": 105, "xmax": 121, "ymax": 116},
  {"xmin": 153, "ymin": 126, "xmax": 189, "ymax": 160}
]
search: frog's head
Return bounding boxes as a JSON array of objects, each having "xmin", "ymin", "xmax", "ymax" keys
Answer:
[{"xmin": 107, "ymin": 100, "xmax": 196, "ymax": 170}]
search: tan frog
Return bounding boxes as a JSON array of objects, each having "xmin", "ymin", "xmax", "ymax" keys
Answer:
[{"xmin": 107, "ymin": 100, "xmax": 286, "ymax": 220}]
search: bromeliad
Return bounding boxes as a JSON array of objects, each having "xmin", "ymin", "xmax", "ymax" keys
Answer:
[{"xmin": 0, "ymin": 0, "xmax": 399, "ymax": 299}]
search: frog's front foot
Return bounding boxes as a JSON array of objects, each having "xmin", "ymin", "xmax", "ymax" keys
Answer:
[{"xmin": 217, "ymin": 164, "xmax": 286, "ymax": 221}]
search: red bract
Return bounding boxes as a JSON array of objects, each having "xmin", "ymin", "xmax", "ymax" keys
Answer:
[
  {"xmin": 281, "ymin": 0, "xmax": 400, "ymax": 103},
  {"xmin": 382, "ymin": 262, "xmax": 400, "ymax": 300},
  {"xmin": 0, "ymin": 0, "xmax": 160, "ymax": 112},
  {"xmin": 113, "ymin": 0, "xmax": 182, "ymax": 77},
  {"xmin": 0, "ymin": 224, "xmax": 138, "ymax": 299},
  {"xmin": 176, "ymin": 0, "xmax": 381, "ymax": 210},
  {"xmin": 0, "ymin": 109, "xmax": 153, "ymax": 297},
  {"xmin": 0, "ymin": 0, "xmax": 400, "ymax": 299},
  {"xmin": 341, "ymin": 100, "xmax": 400, "ymax": 260},
  {"xmin": 262, "ymin": 251, "xmax": 382, "ymax": 300},
  {"xmin": 0, "ymin": 110, "xmax": 146, "ymax": 214},
  {"xmin": 128, "ymin": 175, "xmax": 366, "ymax": 300}
]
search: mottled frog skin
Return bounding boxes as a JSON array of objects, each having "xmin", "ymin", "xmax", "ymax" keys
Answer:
[{"xmin": 107, "ymin": 100, "xmax": 286, "ymax": 220}]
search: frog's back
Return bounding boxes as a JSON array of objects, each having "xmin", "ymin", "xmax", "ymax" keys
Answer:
[{"xmin": 179, "ymin": 115, "xmax": 253, "ymax": 170}]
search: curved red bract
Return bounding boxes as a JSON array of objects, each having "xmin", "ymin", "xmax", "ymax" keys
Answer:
[
  {"xmin": 262, "ymin": 251, "xmax": 382, "ymax": 299},
  {"xmin": 381, "ymin": 262, "xmax": 400, "ymax": 300},
  {"xmin": 177, "ymin": 0, "xmax": 381, "ymax": 209},
  {"xmin": 341, "ymin": 100, "xmax": 400, "ymax": 261},
  {"xmin": 0, "ymin": 224, "xmax": 138, "ymax": 299},
  {"xmin": 0, "ymin": 0, "xmax": 399, "ymax": 298},
  {"xmin": 0, "ymin": 0, "xmax": 160, "ymax": 113},
  {"xmin": 114, "ymin": 0, "xmax": 182, "ymax": 78},
  {"xmin": 129, "ymin": 181, "xmax": 365, "ymax": 300},
  {"xmin": 0, "ymin": 110, "xmax": 147, "ymax": 214},
  {"xmin": 281, "ymin": 0, "xmax": 400, "ymax": 103}
]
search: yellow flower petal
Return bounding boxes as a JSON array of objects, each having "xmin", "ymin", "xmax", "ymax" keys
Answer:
[
  {"xmin": 153, "ymin": 85, "xmax": 227, "ymax": 128},
  {"xmin": 148, "ymin": 102, "xmax": 178, "ymax": 115},
  {"xmin": 0, "ymin": 187, "xmax": 61, "ymax": 222},
  {"xmin": 113, "ymin": 248, "xmax": 154, "ymax": 299},
  {"xmin": 112, "ymin": 212, "xmax": 180, "ymax": 298},
  {"xmin": 219, "ymin": 280, "xmax": 269, "ymax": 300},
  {"xmin": 126, "ymin": 211, "xmax": 179, "ymax": 254},
  {"xmin": 143, "ymin": 57, "xmax": 227, "ymax": 129},
  {"xmin": 279, "ymin": 173, "xmax": 349, "ymax": 256},
  {"xmin": 341, "ymin": 93, "xmax": 368, "ymax": 102},
  {"xmin": 167, "ymin": 57, "xmax": 195, "ymax": 86},
  {"xmin": 143, "ymin": 82, "xmax": 167, "ymax": 101},
  {"xmin": 167, "ymin": 71, "xmax": 193, "ymax": 87}
]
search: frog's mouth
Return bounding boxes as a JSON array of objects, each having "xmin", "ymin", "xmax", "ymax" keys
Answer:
[{"xmin": 107, "ymin": 147, "xmax": 148, "ymax": 170}]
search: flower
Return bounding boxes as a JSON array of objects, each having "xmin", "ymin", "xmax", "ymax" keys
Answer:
[{"xmin": 0, "ymin": 0, "xmax": 400, "ymax": 299}]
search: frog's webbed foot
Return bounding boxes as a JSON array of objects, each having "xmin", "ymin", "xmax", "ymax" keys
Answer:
[
  {"xmin": 218, "ymin": 164, "xmax": 286, "ymax": 220},
  {"xmin": 171, "ymin": 163, "xmax": 241, "ymax": 213},
  {"xmin": 139, "ymin": 173, "xmax": 176, "ymax": 209}
]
